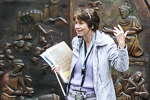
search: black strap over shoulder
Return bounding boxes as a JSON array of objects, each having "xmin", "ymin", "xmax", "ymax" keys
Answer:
[{"xmin": 80, "ymin": 44, "xmax": 93, "ymax": 91}]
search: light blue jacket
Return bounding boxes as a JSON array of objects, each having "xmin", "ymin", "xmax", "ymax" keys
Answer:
[{"xmin": 68, "ymin": 30, "xmax": 129, "ymax": 100}]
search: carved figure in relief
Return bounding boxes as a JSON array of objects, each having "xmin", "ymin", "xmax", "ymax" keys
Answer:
[
  {"xmin": 49, "ymin": 0, "xmax": 60, "ymax": 18},
  {"xmin": 0, "ymin": 53, "xmax": 4, "ymax": 76},
  {"xmin": 25, "ymin": 94, "xmax": 60, "ymax": 100},
  {"xmin": 88, "ymin": 0, "xmax": 102, "ymax": 10},
  {"xmin": 1, "ymin": 62, "xmax": 25, "ymax": 100},
  {"xmin": 115, "ymin": 81, "xmax": 131, "ymax": 100},
  {"xmin": 0, "ymin": 70, "xmax": 3, "ymax": 76},
  {"xmin": 24, "ymin": 75, "xmax": 34, "ymax": 97},
  {"xmin": 102, "ymin": 2, "xmax": 143, "ymax": 57},
  {"xmin": 119, "ymin": 70, "xmax": 131, "ymax": 92},
  {"xmin": 125, "ymin": 71, "xmax": 149, "ymax": 100}
]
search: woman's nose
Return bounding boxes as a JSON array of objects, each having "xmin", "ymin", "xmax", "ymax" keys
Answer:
[{"xmin": 75, "ymin": 24, "xmax": 80, "ymax": 29}]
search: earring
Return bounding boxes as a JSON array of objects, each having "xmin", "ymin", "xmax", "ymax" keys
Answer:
[{"xmin": 91, "ymin": 26, "xmax": 94, "ymax": 29}]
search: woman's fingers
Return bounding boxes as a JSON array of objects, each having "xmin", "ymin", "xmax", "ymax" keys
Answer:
[
  {"xmin": 112, "ymin": 25, "xmax": 128, "ymax": 48},
  {"xmin": 113, "ymin": 25, "xmax": 124, "ymax": 35},
  {"xmin": 114, "ymin": 27, "xmax": 120, "ymax": 33},
  {"xmin": 118, "ymin": 24, "xmax": 124, "ymax": 33},
  {"xmin": 55, "ymin": 66, "xmax": 60, "ymax": 73},
  {"xmin": 113, "ymin": 25, "xmax": 129, "ymax": 37},
  {"xmin": 113, "ymin": 30, "xmax": 118, "ymax": 36},
  {"xmin": 51, "ymin": 65, "xmax": 60, "ymax": 74},
  {"xmin": 124, "ymin": 30, "xmax": 129, "ymax": 37},
  {"xmin": 51, "ymin": 65, "xmax": 55, "ymax": 71}
]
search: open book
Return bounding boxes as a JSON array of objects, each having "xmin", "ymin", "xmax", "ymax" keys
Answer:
[{"xmin": 40, "ymin": 41, "xmax": 73, "ymax": 83}]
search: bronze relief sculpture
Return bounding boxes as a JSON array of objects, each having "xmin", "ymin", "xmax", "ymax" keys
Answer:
[
  {"xmin": 115, "ymin": 71, "xmax": 149, "ymax": 100},
  {"xmin": 102, "ymin": 2, "xmax": 143, "ymax": 57},
  {"xmin": 125, "ymin": 71, "xmax": 149, "ymax": 100},
  {"xmin": 1, "ymin": 60, "xmax": 34, "ymax": 100}
]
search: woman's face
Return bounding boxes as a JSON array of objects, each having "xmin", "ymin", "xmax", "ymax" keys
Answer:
[{"xmin": 74, "ymin": 18, "xmax": 90, "ymax": 37}]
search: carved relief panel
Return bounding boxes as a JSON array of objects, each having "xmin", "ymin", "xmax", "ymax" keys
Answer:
[
  {"xmin": 72, "ymin": 0, "xmax": 150, "ymax": 100},
  {"xmin": 0, "ymin": 0, "xmax": 70, "ymax": 100},
  {"xmin": 1, "ymin": 0, "xmax": 150, "ymax": 100}
]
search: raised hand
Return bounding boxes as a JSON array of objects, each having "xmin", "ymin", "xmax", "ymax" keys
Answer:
[{"xmin": 113, "ymin": 24, "xmax": 129, "ymax": 48}]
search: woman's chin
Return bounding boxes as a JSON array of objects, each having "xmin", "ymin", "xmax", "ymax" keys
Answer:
[{"xmin": 77, "ymin": 34, "xmax": 83, "ymax": 37}]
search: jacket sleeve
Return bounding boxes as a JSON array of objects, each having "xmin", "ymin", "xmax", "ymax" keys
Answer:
[{"xmin": 107, "ymin": 37, "xmax": 129, "ymax": 72}]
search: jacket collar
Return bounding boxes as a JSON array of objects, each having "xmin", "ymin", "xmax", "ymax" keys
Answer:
[
  {"xmin": 72, "ymin": 37, "xmax": 82, "ymax": 52},
  {"xmin": 95, "ymin": 30, "xmax": 107, "ymax": 46}
]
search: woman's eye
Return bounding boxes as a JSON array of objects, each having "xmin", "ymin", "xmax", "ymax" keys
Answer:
[
  {"xmin": 74, "ymin": 21, "xmax": 84, "ymax": 25},
  {"xmin": 79, "ymin": 22, "xmax": 84, "ymax": 24}
]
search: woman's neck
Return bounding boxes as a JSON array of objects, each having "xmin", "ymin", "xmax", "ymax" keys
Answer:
[{"xmin": 83, "ymin": 31, "xmax": 95, "ymax": 49}]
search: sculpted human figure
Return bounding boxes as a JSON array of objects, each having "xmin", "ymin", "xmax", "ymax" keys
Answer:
[
  {"xmin": 49, "ymin": 0, "xmax": 60, "ymax": 18},
  {"xmin": 102, "ymin": 2, "xmax": 143, "ymax": 57},
  {"xmin": 115, "ymin": 81, "xmax": 131, "ymax": 100},
  {"xmin": 125, "ymin": 71, "xmax": 149, "ymax": 100},
  {"xmin": 1, "ymin": 61, "xmax": 25, "ymax": 100},
  {"xmin": 119, "ymin": 70, "xmax": 131, "ymax": 92}
]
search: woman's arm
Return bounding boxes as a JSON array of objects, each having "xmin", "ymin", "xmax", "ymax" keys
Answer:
[{"xmin": 108, "ymin": 25, "xmax": 129, "ymax": 72}]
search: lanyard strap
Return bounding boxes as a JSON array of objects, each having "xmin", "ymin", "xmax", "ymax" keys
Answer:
[{"xmin": 80, "ymin": 33, "xmax": 96, "ymax": 90}]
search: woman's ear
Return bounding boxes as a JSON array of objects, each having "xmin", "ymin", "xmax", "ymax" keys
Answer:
[{"xmin": 91, "ymin": 25, "xmax": 94, "ymax": 29}]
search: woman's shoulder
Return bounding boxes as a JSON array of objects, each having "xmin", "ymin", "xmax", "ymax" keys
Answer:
[
  {"xmin": 72, "ymin": 36, "xmax": 80, "ymax": 45},
  {"xmin": 96, "ymin": 30, "xmax": 114, "ymax": 44},
  {"xmin": 72, "ymin": 36, "xmax": 79, "ymax": 42},
  {"xmin": 71, "ymin": 36, "xmax": 82, "ymax": 49}
]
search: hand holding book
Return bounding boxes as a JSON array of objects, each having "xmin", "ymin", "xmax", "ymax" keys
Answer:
[
  {"xmin": 40, "ymin": 41, "xmax": 72, "ymax": 97},
  {"xmin": 40, "ymin": 41, "xmax": 72, "ymax": 83},
  {"xmin": 51, "ymin": 65, "xmax": 60, "ymax": 74}
]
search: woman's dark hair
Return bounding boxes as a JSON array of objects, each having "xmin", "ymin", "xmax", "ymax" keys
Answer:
[{"xmin": 73, "ymin": 8, "xmax": 100, "ymax": 32}]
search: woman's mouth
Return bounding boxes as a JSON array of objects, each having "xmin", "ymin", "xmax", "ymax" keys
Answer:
[{"xmin": 76, "ymin": 30, "xmax": 82, "ymax": 33}]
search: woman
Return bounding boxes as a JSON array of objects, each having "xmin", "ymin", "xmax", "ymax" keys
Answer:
[{"xmin": 52, "ymin": 8, "xmax": 129, "ymax": 100}]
